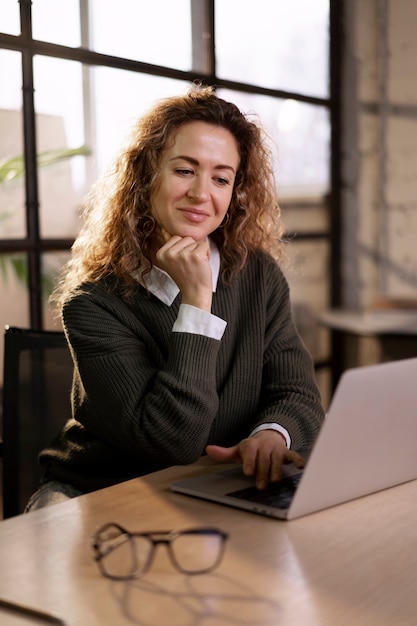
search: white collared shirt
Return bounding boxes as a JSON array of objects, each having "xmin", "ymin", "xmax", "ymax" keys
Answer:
[
  {"xmin": 139, "ymin": 239, "xmax": 291, "ymax": 448},
  {"xmin": 142, "ymin": 239, "xmax": 226, "ymax": 340}
]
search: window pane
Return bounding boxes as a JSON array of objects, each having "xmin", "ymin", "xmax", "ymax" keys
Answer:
[
  {"xmin": 1, "ymin": 0, "xmax": 20, "ymax": 35},
  {"xmin": 32, "ymin": 0, "xmax": 81, "ymax": 47},
  {"xmin": 90, "ymin": 0, "xmax": 192, "ymax": 70},
  {"xmin": 34, "ymin": 56, "xmax": 87, "ymax": 239},
  {"xmin": 0, "ymin": 50, "xmax": 25, "ymax": 239},
  {"xmin": 91, "ymin": 70, "xmax": 191, "ymax": 175},
  {"xmin": 285, "ymin": 239, "xmax": 330, "ymax": 363},
  {"xmin": 218, "ymin": 89, "xmax": 330, "ymax": 198},
  {"xmin": 43, "ymin": 251, "xmax": 69, "ymax": 331},
  {"xmin": 215, "ymin": 0, "xmax": 329, "ymax": 98},
  {"xmin": 282, "ymin": 198, "xmax": 329, "ymax": 236},
  {"xmin": 0, "ymin": 253, "xmax": 30, "ymax": 380},
  {"xmin": 34, "ymin": 54, "xmax": 193, "ymax": 239},
  {"xmin": 0, "ymin": 253, "xmax": 29, "ymax": 324}
]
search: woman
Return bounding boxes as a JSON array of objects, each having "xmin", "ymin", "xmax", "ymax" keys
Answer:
[{"xmin": 27, "ymin": 85, "xmax": 325, "ymax": 510}]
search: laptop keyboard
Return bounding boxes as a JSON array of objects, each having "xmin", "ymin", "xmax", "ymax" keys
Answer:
[{"xmin": 226, "ymin": 473, "xmax": 302, "ymax": 510}]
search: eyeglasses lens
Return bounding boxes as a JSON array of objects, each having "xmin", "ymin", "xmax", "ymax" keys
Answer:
[
  {"xmin": 99, "ymin": 527, "xmax": 152, "ymax": 578},
  {"xmin": 171, "ymin": 531, "xmax": 224, "ymax": 573}
]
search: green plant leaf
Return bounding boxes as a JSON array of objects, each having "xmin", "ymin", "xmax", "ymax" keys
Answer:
[
  {"xmin": 0, "ymin": 144, "xmax": 90, "ymax": 296},
  {"xmin": 0, "ymin": 145, "xmax": 90, "ymax": 184},
  {"xmin": 0, "ymin": 155, "xmax": 25, "ymax": 183}
]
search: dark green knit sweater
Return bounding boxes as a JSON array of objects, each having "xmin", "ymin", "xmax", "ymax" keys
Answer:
[{"xmin": 40, "ymin": 252, "xmax": 325, "ymax": 492}]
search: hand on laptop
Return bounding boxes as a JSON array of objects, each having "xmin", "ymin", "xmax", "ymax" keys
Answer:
[{"xmin": 206, "ymin": 430, "xmax": 305, "ymax": 490}]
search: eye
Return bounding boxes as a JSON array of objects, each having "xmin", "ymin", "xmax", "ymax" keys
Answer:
[
  {"xmin": 175, "ymin": 168, "xmax": 194, "ymax": 176},
  {"xmin": 214, "ymin": 176, "xmax": 231, "ymax": 186}
]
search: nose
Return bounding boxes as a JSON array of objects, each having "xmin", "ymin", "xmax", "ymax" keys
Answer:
[{"xmin": 187, "ymin": 175, "xmax": 209, "ymax": 202}]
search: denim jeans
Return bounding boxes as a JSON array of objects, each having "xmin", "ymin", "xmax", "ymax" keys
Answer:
[{"xmin": 24, "ymin": 480, "xmax": 84, "ymax": 512}]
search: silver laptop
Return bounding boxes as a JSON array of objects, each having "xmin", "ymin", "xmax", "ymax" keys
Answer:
[{"xmin": 171, "ymin": 357, "xmax": 417, "ymax": 520}]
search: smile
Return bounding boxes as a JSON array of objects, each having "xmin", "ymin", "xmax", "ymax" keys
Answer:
[{"xmin": 178, "ymin": 208, "xmax": 210, "ymax": 223}]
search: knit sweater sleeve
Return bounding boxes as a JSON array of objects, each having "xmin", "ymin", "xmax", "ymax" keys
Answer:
[
  {"xmin": 253, "ymin": 259, "xmax": 325, "ymax": 450},
  {"xmin": 62, "ymin": 284, "xmax": 222, "ymax": 465}
]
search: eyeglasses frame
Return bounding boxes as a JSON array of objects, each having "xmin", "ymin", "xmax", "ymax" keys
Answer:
[{"xmin": 92, "ymin": 522, "xmax": 229, "ymax": 580}]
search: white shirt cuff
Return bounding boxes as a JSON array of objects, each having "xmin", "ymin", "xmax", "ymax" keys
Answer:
[
  {"xmin": 249, "ymin": 423, "xmax": 291, "ymax": 449},
  {"xmin": 172, "ymin": 303, "xmax": 227, "ymax": 340}
]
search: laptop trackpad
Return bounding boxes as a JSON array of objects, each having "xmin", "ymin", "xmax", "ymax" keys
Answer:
[{"xmin": 226, "ymin": 473, "xmax": 302, "ymax": 510}]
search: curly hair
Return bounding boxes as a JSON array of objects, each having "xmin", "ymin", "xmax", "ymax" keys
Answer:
[{"xmin": 52, "ymin": 85, "xmax": 286, "ymax": 309}]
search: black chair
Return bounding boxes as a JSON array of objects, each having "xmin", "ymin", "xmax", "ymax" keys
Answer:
[{"xmin": 1, "ymin": 326, "xmax": 74, "ymax": 518}]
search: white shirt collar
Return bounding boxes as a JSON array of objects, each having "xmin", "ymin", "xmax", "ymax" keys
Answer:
[{"xmin": 139, "ymin": 238, "xmax": 220, "ymax": 306}]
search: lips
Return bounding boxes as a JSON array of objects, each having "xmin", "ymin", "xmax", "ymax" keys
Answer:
[{"xmin": 178, "ymin": 207, "xmax": 210, "ymax": 223}]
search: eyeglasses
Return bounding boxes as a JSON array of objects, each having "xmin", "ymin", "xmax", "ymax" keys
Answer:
[{"xmin": 92, "ymin": 523, "xmax": 229, "ymax": 579}]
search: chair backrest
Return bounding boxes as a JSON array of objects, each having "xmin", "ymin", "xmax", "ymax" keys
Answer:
[{"xmin": 1, "ymin": 326, "xmax": 74, "ymax": 518}]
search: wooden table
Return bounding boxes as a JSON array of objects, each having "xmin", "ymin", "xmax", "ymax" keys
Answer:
[
  {"xmin": 1, "ymin": 457, "xmax": 417, "ymax": 626},
  {"xmin": 320, "ymin": 309, "xmax": 417, "ymax": 390},
  {"xmin": 320, "ymin": 309, "xmax": 417, "ymax": 336}
]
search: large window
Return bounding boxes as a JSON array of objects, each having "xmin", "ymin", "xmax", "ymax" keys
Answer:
[{"xmin": 0, "ymin": 0, "xmax": 335, "ymax": 399}]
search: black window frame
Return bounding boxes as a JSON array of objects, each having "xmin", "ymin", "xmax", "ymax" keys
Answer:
[{"xmin": 0, "ymin": 0, "xmax": 343, "ymax": 374}]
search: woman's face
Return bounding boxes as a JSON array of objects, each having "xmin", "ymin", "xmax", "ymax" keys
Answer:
[{"xmin": 150, "ymin": 121, "xmax": 240, "ymax": 243}]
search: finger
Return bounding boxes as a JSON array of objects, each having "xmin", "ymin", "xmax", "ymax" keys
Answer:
[
  {"xmin": 283, "ymin": 450, "xmax": 305, "ymax": 469},
  {"xmin": 205, "ymin": 444, "xmax": 241, "ymax": 463},
  {"xmin": 269, "ymin": 450, "xmax": 285, "ymax": 484},
  {"xmin": 155, "ymin": 236, "xmax": 195, "ymax": 267},
  {"xmin": 170, "ymin": 238, "xmax": 210, "ymax": 263},
  {"xmin": 259, "ymin": 449, "xmax": 304, "ymax": 488},
  {"xmin": 240, "ymin": 440, "xmax": 258, "ymax": 478},
  {"xmin": 154, "ymin": 226, "xmax": 176, "ymax": 249},
  {"xmin": 193, "ymin": 239, "xmax": 211, "ymax": 261},
  {"xmin": 160, "ymin": 227, "xmax": 174, "ymax": 244},
  {"xmin": 254, "ymin": 450, "xmax": 273, "ymax": 490},
  {"xmin": 293, "ymin": 453, "xmax": 305, "ymax": 470},
  {"xmin": 159, "ymin": 235, "xmax": 193, "ymax": 254}
]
